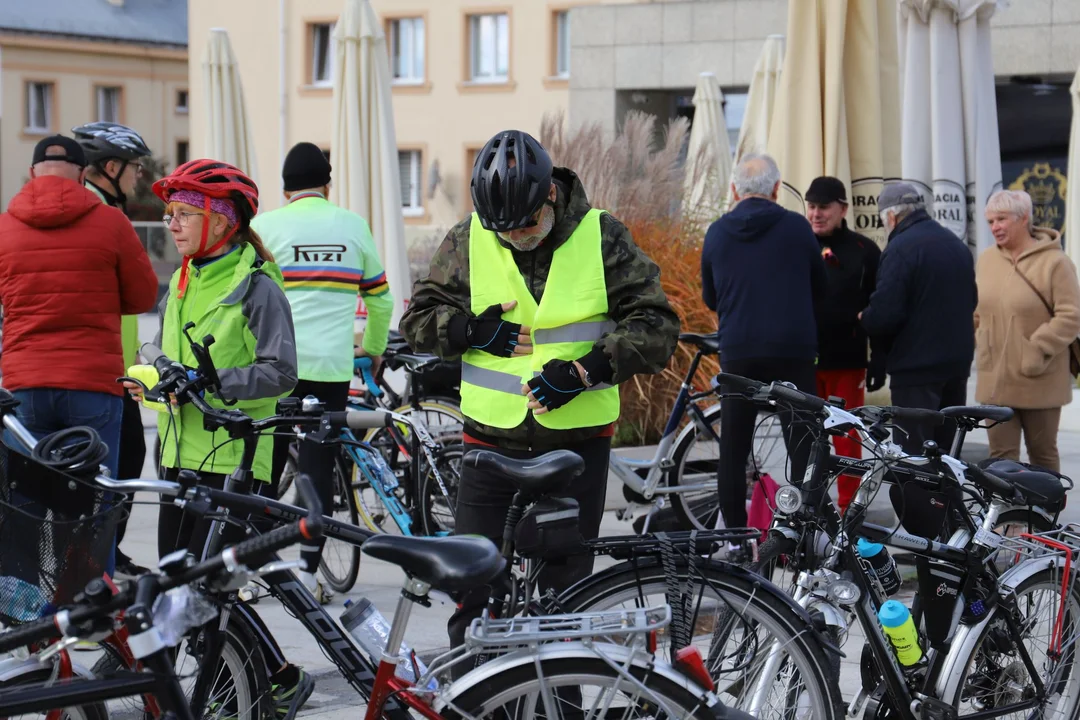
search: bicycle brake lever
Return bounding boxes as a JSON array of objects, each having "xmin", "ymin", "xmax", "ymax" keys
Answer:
[
  {"xmin": 255, "ymin": 559, "xmax": 304, "ymax": 576},
  {"xmin": 37, "ymin": 636, "xmax": 80, "ymax": 663}
]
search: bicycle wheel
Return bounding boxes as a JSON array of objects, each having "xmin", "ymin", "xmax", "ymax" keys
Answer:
[
  {"xmin": 319, "ymin": 455, "xmax": 362, "ymax": 592},
  {"xmin": 441, "ymin": 656, "xmax": 720, "ymax": 719},
  {"xmin": 418, "ymin": 442, "xmax": 462, "ymax": 536},
  {"xmin": 559, "ymin": 558, "xmax": 843, "ymax": 719},
  {"xmin": 944, "ymin": 567, "xmax": 1080, "ymax": 718},
  {"xmin": 0, "ymin": 668, "xmax": 108, "ymax": 720},
  {"xmin": 276, "ymin": 442, "xmax": 299, "ymax": 500},
  {"xmin": 669, "ymin": 404, "xmax": 789, "ymax": 530},
  {"xmin": 91, "ymin": 610, "xmax": 271, "ymax": 720}
]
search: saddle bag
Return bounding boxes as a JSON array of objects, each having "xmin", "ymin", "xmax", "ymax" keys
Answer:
[{"xmin": 514, "ymin": 496, "xmax": 585, "ymax": 559}]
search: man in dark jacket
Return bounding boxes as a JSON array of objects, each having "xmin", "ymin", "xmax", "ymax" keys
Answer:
[
  {"xmin": 860, "ymin": 182, "xmax": 977, "ymax": 453},
  {"xmin": 805, "ymin": 176, "xmax": 882, "ymax": 510},
  {"xmin": 702, "ymin": 153, "xmax": 826, "ymax": 548},
  {"xmin": 400, "ymin": 130, "xmax": 679, "ymax": 656}
]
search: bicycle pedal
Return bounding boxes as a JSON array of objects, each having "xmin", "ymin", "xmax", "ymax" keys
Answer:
[{"xmin": 916, "ymin": 697, "xmax": 957, "ymax": 720}]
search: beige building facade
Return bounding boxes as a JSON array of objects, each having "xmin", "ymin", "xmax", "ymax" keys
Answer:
[
  {"xmin": 186, "ymin": 0, "xmax": 641, "ymax": 245},
  {"xmin": 0, "ymin": 2, "xmax": 189, "ymax": 211}
]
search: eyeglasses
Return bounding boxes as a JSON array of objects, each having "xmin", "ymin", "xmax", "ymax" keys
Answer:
[{"xmin": 162, "ymin": 211, "xmax": 205, "ymax": 228}]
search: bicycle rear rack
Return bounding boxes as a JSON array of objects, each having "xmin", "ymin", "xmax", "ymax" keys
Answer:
[
  {"xmin": 586, "ymin": 528, "xmax": 758, "ymax": 560},
  {"xmin": 466, "ymin": 605, "xmax": 670, "ymax": 649}
]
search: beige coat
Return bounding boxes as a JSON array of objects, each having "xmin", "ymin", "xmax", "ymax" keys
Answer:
[{"xmin": 974, "ymin": 227, "xmax": 1080, "ymax": 409}]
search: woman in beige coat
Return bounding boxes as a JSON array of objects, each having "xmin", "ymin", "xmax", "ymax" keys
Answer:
[{"xmin": 975, "ymin": 189, "xmax": 1080, "ymax": 472}]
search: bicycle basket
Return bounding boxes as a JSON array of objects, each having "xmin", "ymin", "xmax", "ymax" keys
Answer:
[{"xmin": 0, "ymin": 441, "xmax": 125, "ymax": 624}]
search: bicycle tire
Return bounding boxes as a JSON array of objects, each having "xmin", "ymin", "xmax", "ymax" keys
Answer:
[
  {"xmin": 440, "ymin": 656, "xmax": 719, "ymax": 719},
  {"xmin": 0, "ymin": 667, "xmax": 108, "ymax": 720},
  {"xmin": 319, "ymin": 455, "xmax": 362, "ymax": 592},
  {"xmin": 943, "ymin": 567, "xmax": 1080, "ymax": 717},
  {"xmin": 558, "ymin": 557, "xmax": 843, "ymax": 719},
  {"xmin": 418, "ymin": 443, "xmax": 462, "ymax": 536},
  {"xmin": 276, "ymin": 442, "xmax": 299, "ymax": 500},
  {"xmin": 91, "ymin": 610, "xmax": 271, "ymax": 720}
]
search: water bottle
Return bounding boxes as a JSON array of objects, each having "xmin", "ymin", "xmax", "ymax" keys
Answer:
[
  {"xmin": 340, "ymin": 598, "xmax": 436, "ymax": 689},
  {"xmin": 857, "ymin": 538, "xmax": 902, "ymax": 596},
  {"xmin": 878, "ymin": 600, "xmax": 923, "ymax": 666}
]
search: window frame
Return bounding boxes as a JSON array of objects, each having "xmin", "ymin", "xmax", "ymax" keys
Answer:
[
  {"xmin": 398, "ymin": 147, "xmax": 424, "ymax": 217},
  {"xmin": 464, "ymin": 9, "xmax": 511, "ymax": 85},
  {"xmin": 553, "ymin": 9, "xmax": 570, "ymax": 79},
  {"xmin": 94, "ymin": 84, "xmax": 124, "ymax": 124},
  {"xmin": 307, "ymin": 20, "xmax": 336, "ymax": 88},
  {"xmin": 387, "ymin": 15, "xmax": 427, "ymax": 86},
  {"xmin": 175, "ymin": 88, "xmax": 189, "ymax": 114},
  {"xmin": 176, "ymin": 139, "xmax": 190, "ymax": 168},
  {"xmin": 24, "ymin": 80, "xmax": 55, "ymax": 135}
]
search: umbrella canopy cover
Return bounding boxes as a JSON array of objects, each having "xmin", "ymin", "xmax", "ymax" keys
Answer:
[
  {"xmin": 202, "ymin": 28, "xmax": 258, "ymax": 178},
  {"xmin": 1067, "ymin": 65, "xmax": 1080, "ymax": 267},
  {"xmin": 727, "ymin": 35, "xmax": 785, "ymax": 207},
  {"xmin": 767, "ymin": 0, "xmax": 900, "ymax": 247},
  {"xmin": 899, "ymin": 0, "xmax": 1003, "ymax": 252},
  {"xmin": 330, "ymin": 0, "xmax": 410, "ymax": 326},
  {"xmin": 684, "ymin": 72, "xmax": 732, "ymax": 218}
]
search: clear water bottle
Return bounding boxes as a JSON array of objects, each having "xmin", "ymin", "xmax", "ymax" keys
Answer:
[
  {"xmin": 340, "ymin": 598, "xmax": 436, "ymax": 689},
  {"xmin": 857, "ymin": 538, "xmax": 902, "ymax": 596}
]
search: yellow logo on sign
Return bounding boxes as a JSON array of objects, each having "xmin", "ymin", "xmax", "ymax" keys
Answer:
[{"xmin": 1008, "ymin": 163, "xmax": 1067, "ymax": 232}]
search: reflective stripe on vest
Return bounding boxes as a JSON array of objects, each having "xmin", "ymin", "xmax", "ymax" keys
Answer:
[{"xmin": 460, "ymin": 208, "xmax": 620, "ymax": 430}]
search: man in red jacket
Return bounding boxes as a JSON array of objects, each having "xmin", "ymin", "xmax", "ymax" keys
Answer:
[{"xmin": 0, "ymin": 136, "xmax": 158, "ymax": 488}]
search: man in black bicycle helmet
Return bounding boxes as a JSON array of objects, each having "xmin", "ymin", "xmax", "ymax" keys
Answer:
[
  {"xmin": 401, "ymin": 130, "xmax": 680, "ymax": 668},
  {"xmin": 72, "ymin": 121, "xmax": 153, "ymax": 579},
  {"xmin": 72, "ymin": 122, "xmax": 152, "ymax": 210}
]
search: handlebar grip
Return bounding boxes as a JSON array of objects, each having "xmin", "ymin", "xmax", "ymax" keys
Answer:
[
  {"xmin": 325, "ymin": 410, "xmax": 394, "ymax": 430},
  {"xmin": 967, "ymin": 464, "xmax": 1018, "ymax": 500},
  {"xmin": 175, "ymin": 521, "xmax": 321, "ymax": 587},
  {"xmin": 354, "ymin": 357, "xmax": 384, "ymax": 398},
  {"xmin": 713, "ymin": 372, "xmax": 766, "ymax": 394},
  {"xmin": 768, "ymin": 382, "xmax": 827, "ymax": 412},
  {"xmin": 889, "ymin": 406, "xmax": 946, "ymax": 426},
  {"xmin": 292, "ymin": 472, "xmax": 323, "ymax": 520},
  {"xmin": 0, "ymin": 615, "xmax": 61, "ymax": 655},
  {"xmin": 139, "ymin": 343, "xmax": 166, "ymax": 365}
]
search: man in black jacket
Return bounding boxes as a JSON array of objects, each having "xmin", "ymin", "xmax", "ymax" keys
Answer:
[
  {"xmin": 860, "ymin": 182, "xmax": 976, "ymax": 453},
  {"xmin": 702, "ymin": 153, "xmax": 826, "ymax": 550},
  {"xmin": 805, "ymin": 176, "xmax": 882, "ymax": 510}
]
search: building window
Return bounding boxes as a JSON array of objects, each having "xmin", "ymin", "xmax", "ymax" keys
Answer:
[
  {"xmin": 96, "ymin": 86, "xmax": 122, "ymax": 123},
  {"xmin": 176, "ymin": 89, "xmax": 189, "ymax": 114},
  {"xmin": 310, "ymin": 22, "xmax": 335, "ymax": 86},
  {"xmin": 469, "ymin": 13, "xmax": 509, "ymax": 83},
  {"xmin": 389, "ymin": 17, "xmax": 425, "ymax": 84},
  {"xmin": 25, "ymin": 81, "xmax": 53, "ymax": 133},
  {"xmin": 398, "ymin": 149, "xmax": 422, "ymax": 214},
  {"xmin": 723, "ymin": 92, "xmax": 749, "ymax": 152},
  {"xmin": 176, "ymin": 140, "xmax": 189, "ymax": 167},
  {"xmin": 554, "ymin": 11, "xmax": 569, "ymax": 78}
]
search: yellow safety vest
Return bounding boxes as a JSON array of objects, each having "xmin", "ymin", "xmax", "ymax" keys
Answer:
[{"xmin": 460, "ymin": 208, "xmax": 620, "ymax": 430}]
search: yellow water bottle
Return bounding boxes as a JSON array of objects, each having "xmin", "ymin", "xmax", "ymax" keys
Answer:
[
  {"xmin": 878, "ymin": 600, "xmax": 923, "ymax": 666},
  {"xmin": 127, "ymin": 364, "xmax": 169, "ymax": 413}
]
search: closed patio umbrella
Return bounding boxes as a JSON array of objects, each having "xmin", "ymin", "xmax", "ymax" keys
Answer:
[
  {"xmin": 726, "ymin": 35, "xmax": 785, "ymax": 209},
  {"xmin": 767, "ymin": 0, "xmax": 900, "ymax": 247},
  {"xmin": 1067, "ymin": 64, "xmax": 1080, "ymax": 266},
  {"xmin": 898, "ymin": 0, "xmax": 1003, "ymax": 253},
  {"xmin": 202, "ymin": 28, "xmax": 257, "ymax": 177},
  {"xmin": 330, "ymin": 0, "xmax": 410, "ymax": 326},
  {"xmin": 684, "ymin": 72, "xmax": 732, "ymax": 218}
]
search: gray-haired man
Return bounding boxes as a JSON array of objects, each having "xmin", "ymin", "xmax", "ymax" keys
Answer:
[{"xmin": 859, "ymin": 182, "xmax": 977, "ymax": 453}]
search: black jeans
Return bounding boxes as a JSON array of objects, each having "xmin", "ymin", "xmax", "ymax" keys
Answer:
[
  {"xmin": 447, "ymin": 435, "xmax": 611, "ymax": 654},
  {"xmin": 890, "ymin": 376, "xmax": 968, "ymax": 455},
  {"xmin": 269, "ymin": 379, "xmax": 350, "ymax": 575},
  {"xmin": 115, "ymin": 394, "xmax": 147, "ymax": 549},
  {"xmin": 716, "ymin": 358, "xmax": 817, "ymax": 530}
]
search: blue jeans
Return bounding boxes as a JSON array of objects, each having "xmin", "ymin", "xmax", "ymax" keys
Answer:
[{"xmin": 12, "ymin": 389, "xmax": 124, "ymax": 576}]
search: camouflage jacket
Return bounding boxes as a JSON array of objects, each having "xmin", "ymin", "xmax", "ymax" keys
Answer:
[{"xmin": 400, "ymin": 167, "xmax": 680, "ymax": 451}]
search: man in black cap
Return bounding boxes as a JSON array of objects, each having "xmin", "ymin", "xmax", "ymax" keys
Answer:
[
  {"xmin": 251, "ymin": 141, "xmax": 394, "ymax": 604},
  {"xmin": 805, "ymin": 176, "xmax": 882, "ymax": 510},
  {"xmin": 860, "ymin": 182, "xmax": 977, "ymax": 453}
]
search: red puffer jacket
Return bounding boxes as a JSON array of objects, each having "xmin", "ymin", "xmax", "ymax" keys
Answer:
[{"xmin": 0, "ymin": 175, "xmax": 158, "ymax": 396}]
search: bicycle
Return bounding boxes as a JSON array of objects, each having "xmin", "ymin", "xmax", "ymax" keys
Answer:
[{"xmin": 718, "ymin": 373, "xmax": 1080, "ymax": 719}]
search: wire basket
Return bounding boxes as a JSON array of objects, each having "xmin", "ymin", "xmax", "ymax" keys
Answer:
[{"xmin": 0, "ymin": 441, "xmax": 125, "ymax": 624}]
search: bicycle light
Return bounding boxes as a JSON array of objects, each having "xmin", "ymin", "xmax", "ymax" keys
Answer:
[
  {"xmin": 775, "ymin": 485, "xmax": 803, "ymax": 514},
  {"xmin": 826, "ymin": 580, "xmax": 861, "ymax": 607}
]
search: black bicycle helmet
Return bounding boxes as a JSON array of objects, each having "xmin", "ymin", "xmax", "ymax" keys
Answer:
[
  {"xmin": 470, "ymin": 130, "xmax": 553, "ymax": 232},
  {"xmin": 72, "ymin": 122, "xmax": 152, "ymax": 207}
]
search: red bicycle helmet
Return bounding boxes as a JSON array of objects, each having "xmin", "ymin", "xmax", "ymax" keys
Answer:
[{"xmin": 153, "ymin": 159, "xmax": 259, "ymax": 228}]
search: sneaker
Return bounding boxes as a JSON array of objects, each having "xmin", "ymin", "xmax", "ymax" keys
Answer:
[
  {"xmin": 271, "ymin": 667, "xmax": 315, "ymax": 720},
  {"xmin": 114, "ymin": 552, "xmax": 150, "ymax": 580}
]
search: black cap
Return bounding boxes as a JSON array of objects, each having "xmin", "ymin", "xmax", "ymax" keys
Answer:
[
  {"xmin": 805, "ymin": 176, "xmax": 847, "ymax": 204},
  {"xmin": 283, "ymin": 142, "xmax": 331, "ymax": 192},
  {"xmin": 32, "ymin": 135, "xmax": 87, "ymax": 168}
]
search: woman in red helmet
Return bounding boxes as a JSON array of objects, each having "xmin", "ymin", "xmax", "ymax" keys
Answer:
[{"xmin": 127, "ymin": 160, "xmax": 313, "ymax": 718}]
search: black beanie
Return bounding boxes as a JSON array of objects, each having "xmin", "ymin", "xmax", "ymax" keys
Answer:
[{"xmin": 283, "ymin": 142, "xmax": 331, "ymax": 191}]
